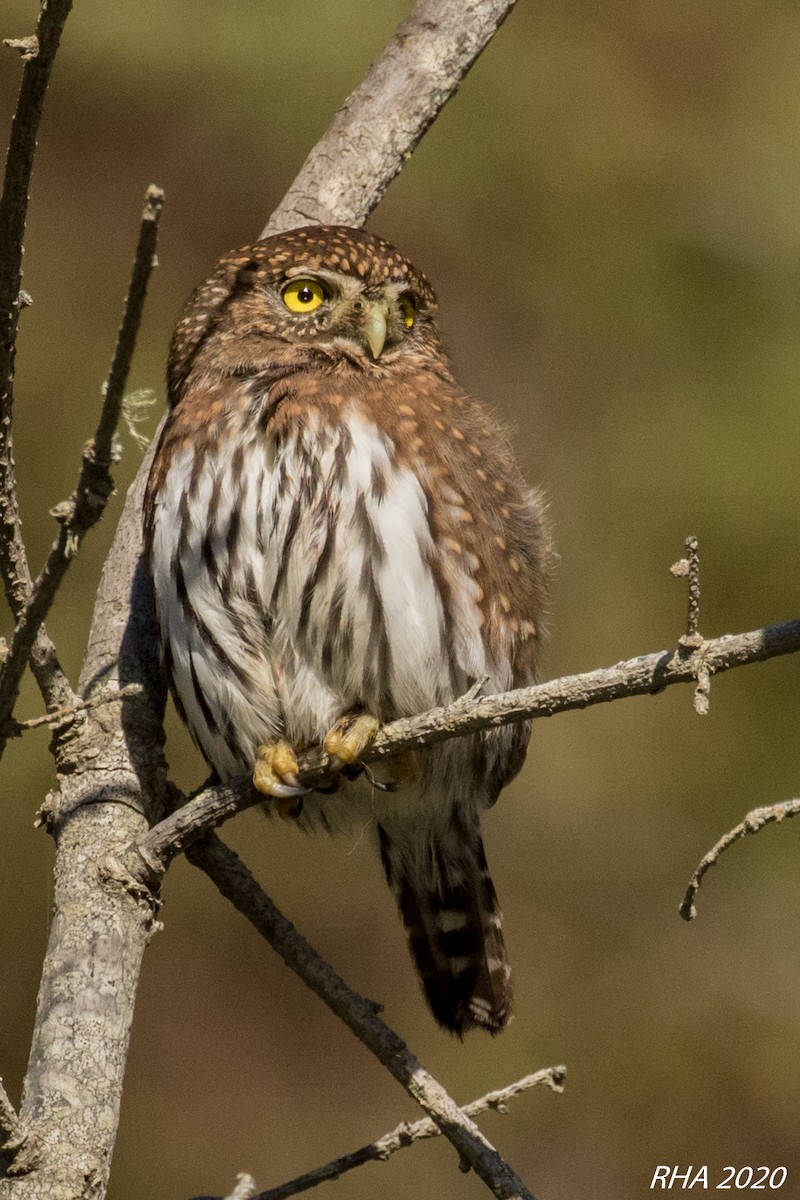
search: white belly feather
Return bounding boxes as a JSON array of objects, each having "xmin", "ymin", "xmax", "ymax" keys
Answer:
[{"xmin": 149, "ymin": 402, "xmax": 506, "ymax": 818}]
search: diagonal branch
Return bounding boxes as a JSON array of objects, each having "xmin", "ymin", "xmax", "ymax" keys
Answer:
[
  {"xmin": 264, "ymin": 0, "xmax": 518, "ymax": 237},
  {"xmin": 125, "ymin": 618, "xmax": 800, "ymax": 881},
  {"xmin": 244, "ymin": 1067, "xmax": 565, "ymax": 1200},
  {"xmin": 186, "ymin": 834, "xmax": 536, "ymax": 1200},
  {"xmin": 0, "ymin": 185, "xmax": 164, "ymax": 741}
]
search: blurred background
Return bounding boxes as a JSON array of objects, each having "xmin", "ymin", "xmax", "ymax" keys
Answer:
[{"xmin": 2, "ymin": 1, "xmax": 800, "ymax": 1197}]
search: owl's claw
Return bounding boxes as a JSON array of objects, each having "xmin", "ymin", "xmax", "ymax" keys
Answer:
[
  {"xmin": 323, "ymin": 712, "xmax": 380, "ymax": 770},
  {"xmin": 253, "ymin": 740, "xmax": 311, "ymax": 819}
]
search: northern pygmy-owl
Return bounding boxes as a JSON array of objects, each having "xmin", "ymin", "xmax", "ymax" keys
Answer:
[{"xmin": 145, "ymin": 225, "xmax": 551, "ymax": 1035}]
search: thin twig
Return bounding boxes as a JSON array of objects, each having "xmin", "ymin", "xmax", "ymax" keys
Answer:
[
  {"xmin": 246, "ymin": 1068, "xmax": 565, "ymax": 1200},
  {"xmin": 0, "ymin": 0, "xmax": 74, "ymax": 404},
  {"xmin": 670, "ymin": 535, "xmax": 701, "ymax": 644},
  {"xmin": 670, "ymin": 536, "xmax": 709, "ymax": 712},
  {"xmin": 680, "ymin": 798, "xmax": 800, "ymax": 922},
  {"xmin": 0, "ymin": 0, "xmax": 75, "ymax": 724},
  {"xmin": 126, "ymin": 618, "xmax": 800, "ymax": 881},
  {"xmin": 186, "ymin": 835, "xmax": 536, "ymax": 1200},
  {"xmin": 93, "ymin": 185, "xmax": 164, "ymax": 465},
  {"xmin": 264, "ymin": 0, "xmax": 518, "ymax": 237},
  {"xmin": 0, "ymin": 186, "xmax": 164, "ymax": 740},
  {"xmin": 2, "ymin": 682, "xmax": 143, "ymax": 736}
]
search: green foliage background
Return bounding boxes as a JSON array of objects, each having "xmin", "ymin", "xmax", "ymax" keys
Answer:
[{"xmin": 2, "ymin": 2, "xmax": 800, "ymax": 1197}]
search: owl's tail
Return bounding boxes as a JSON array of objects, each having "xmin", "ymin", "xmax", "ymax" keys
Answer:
[{"xmin": 377, "ymin": 822, "xmax": 512, "ymax": 1035}]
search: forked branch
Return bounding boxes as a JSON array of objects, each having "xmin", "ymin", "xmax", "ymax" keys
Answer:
[
  {"xmin": 242, "ymin": 1067, "xmax": 565, "ymax": 1200},
  {"xmin": 186, "ymin": 835, "xmax": 538, "ymax": 1200}
]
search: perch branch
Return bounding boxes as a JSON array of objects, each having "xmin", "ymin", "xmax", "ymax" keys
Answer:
[
  {"xmin": 245, "ymin": 1068, "xmax": 565, "ymax": 1200},
  {"xmin": 681, "ymin": 798, "xmax": 800, "ymax": 922},
  {"xmin": 126, "ymin": 618, "xmax": 800, "ymax": 881},
  {"xmin": 186, "ymin": 834, "xmax": 537, "ymax": 1200},
  {"xmin": 264, "ymin": 0, "xmax": 518, "ymax": 237},
  {"xmin": 0, "ymin": 186, "xmax": 164, "ymax": 739}
]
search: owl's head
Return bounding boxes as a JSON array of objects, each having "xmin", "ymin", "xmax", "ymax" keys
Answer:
[{"xmin": 169, "ymin": 225, "xmax": 441, "ymax": 401}]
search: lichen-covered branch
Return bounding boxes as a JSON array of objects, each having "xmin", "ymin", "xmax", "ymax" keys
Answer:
[
  {"xmin": 0, "ymin": 458, "xmax": 170, "ymax": 1200},
  {"xmin": 186, "ymin": 835, "xmax": 537, "ymax": 1200},
  {"xmin": 244, "ymin": 1067, "xmax": 565, "ymax": 1200},
  {"xmin": 126, "ymin": 618, "xmax": 800, "ymax": 881},
  {"xmin": 0, "ymin": 1078, "xmax": 35, "ymax": 1177},
  {"xmin": 263, "ymin": 0, "xmax": 518, "ymax": 237}
]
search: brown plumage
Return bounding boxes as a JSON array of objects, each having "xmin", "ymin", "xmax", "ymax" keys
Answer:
[{"xmin": 144, "ymin": 225, "xmax": 552, "ymax": 1034}]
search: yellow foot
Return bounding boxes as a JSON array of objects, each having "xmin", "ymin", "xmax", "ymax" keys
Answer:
[
  {"xmin": 253, "ymin": 739, "xmax": 309, "ymax": 818},
  {"xmin": 323, "ymin": 712, "xmax": 380, "ymax": 769}
]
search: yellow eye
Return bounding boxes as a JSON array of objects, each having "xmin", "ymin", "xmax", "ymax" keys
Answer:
[
  {"xmin": 399, "ymin": 294, "xmax": 416, "ymax": 329},
  {"xmin": 282, "ymin": 278, "xmax": 326, "ymax": 313}
]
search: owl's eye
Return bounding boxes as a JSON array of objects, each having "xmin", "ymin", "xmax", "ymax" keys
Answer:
[
  {"xmin": 281, "ymin": 278, "xmax": 327, "ymax": 313},
  {"xmin": 399, "ymin": 293, "xmax": 416, "ymax": 329}
]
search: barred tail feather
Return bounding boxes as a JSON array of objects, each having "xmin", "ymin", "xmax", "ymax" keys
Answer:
[{"xmin": 378, "ymin": 823, "xmax": 512, "ymax": 1035}]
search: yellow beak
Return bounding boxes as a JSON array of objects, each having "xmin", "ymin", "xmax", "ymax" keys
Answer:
[{"xmin": 363, "ymin": 301, "xmax": 388, "ymax": 359}]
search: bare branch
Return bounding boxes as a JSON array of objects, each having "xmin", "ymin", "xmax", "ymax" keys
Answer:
[
  {"xmin": 0, "ymin": 0, "xmax": 73, "ymax": 393},
  {"xmin": 264, "ymin": 0, "xmax": 518, "ymax": 237},
  {"xmin": 0, "ymin": 0, "xmax": 74, "ymax": 591},
  {"xmin": 681, "ymin": 798, "xmax": 800, "ymax": 922},
  {"xmin": 0, "ymin": 186, "xmax": 164, "ymax": 741},
  {"xmin": 5, "ymin": 683, "xmax": 143, "ymax": 737},
  {"xmin": 92, "ymin": 186, "xmax": 164, "ymax": 465},
  {"xmin": 126, "ymin": 618, "xmax": 800, "ymax": 881},
  {"xmin": 0, "ymin": 0, "xmax": 75, "ymax": 724},
  {"xmin": 242, "ymin": 1068, "xmax": 565, "ymax": 1200},
  {"xmin": 669, "ymin": 536, "xmax": 709, "ymax": 713},
  {"xmin": 670, "ymin": 535, "xmax": 701, "ymax": 645},
  {"xmin": 186, "ymin": 834, "xmax": 536, "ymax": 1200}
]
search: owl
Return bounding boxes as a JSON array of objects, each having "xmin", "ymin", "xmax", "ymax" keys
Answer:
[{"xmin": 144, "ymin": 226, "xmax": 551, "ymax": 1035}]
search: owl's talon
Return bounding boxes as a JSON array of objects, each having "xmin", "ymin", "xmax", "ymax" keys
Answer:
[
  {"xmin": 323, "ymin": 712, "xmax": 380, "ymax": 769},
  {"xmin": 275, "ymin": 795, "xmax": 305, "ymax": 820},
  {"xmin": 362, "ymin": 762, "xmax": 400, "ymax": 793},
  {"xmin": 253, "ymin": 740, "xmax": 310, "ymax": 814}
]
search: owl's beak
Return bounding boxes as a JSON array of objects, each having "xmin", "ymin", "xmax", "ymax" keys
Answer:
[{"xmin": 362, "ymin": 301, "xmax": 388, "ymax": 359}]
